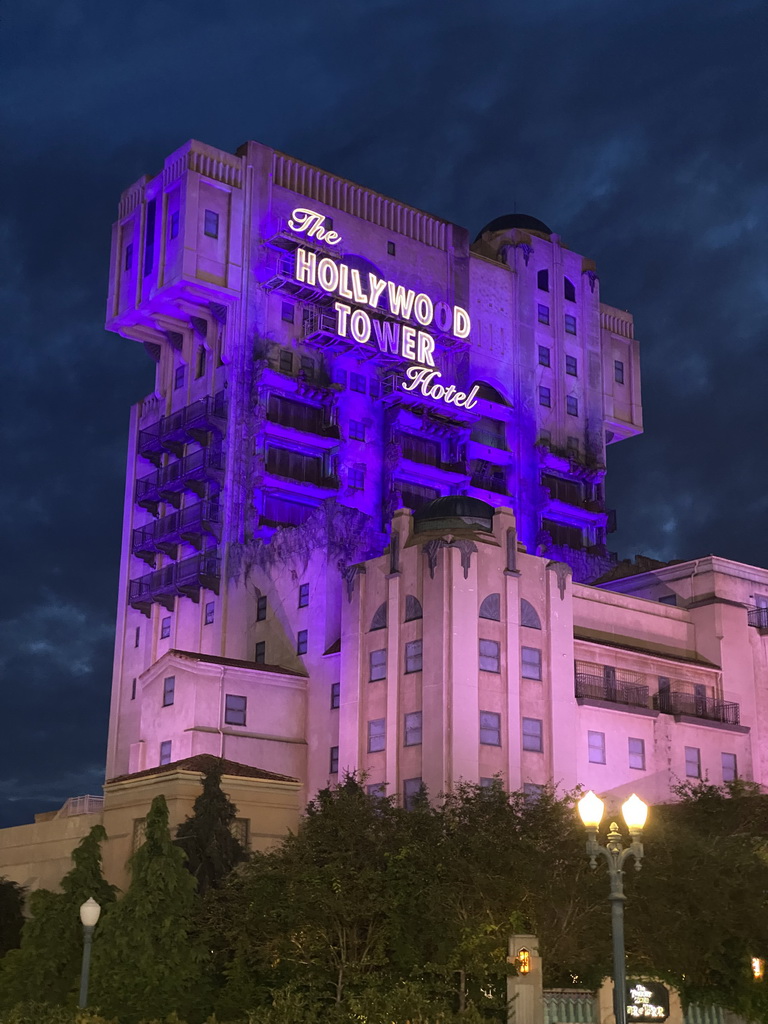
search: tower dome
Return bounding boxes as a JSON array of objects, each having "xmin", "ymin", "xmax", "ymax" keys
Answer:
[
  {"xmin": 412, "ymin": 495, "xmax": 495, "ymax": 534},
  {"xmin": 474, "ymin": 213, "xmax": 553, "ymax": 242}
]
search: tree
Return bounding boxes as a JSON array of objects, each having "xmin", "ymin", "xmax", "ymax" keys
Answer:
[
  {"xmin": 0, "ymin": 876, "xmax": 25, "ymax": 957},
  {"xmin": 0, "ymin": 825, "xmax": 116, "ymax": 1008},
  {"xmin": 90, "ymin": 794, "xmax": 208, "ymax": 1024},
  {"xmin": 174, "ymin": 758, "xmax": 247, "ymax": 895}
]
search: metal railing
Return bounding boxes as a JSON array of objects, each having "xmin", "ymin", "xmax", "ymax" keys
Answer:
[
  {"xmin": 575, "ymin": 672, "xmax": 650, "ymax": 709},
  {"xmin": 138, "ymin": 393, "xmax": 226, "ymax": 459},
  {"xmin": 132, "ymin": 501, "xmax": 221, "ymax": 554},
  {"xmin": 748, "ymin": 606, "xmax": 768, "ymax": 629},
  {"xmin": 470, "ymin": 426, "xmax": 507, "ymax": 449},
  {"xmin": 59, "ymin": 795, "xmax": 104, "ymax": 817},
  {"xmin": 135, "ymin": 448, "xmax": 224, "ymax": 502},
  {"xmin": 129, "ymin": 552, "xmax": 220, "ymax": 607},
  {"xmin": 653, "ymin": 690, "xmax": 740, "ymax": 725}
]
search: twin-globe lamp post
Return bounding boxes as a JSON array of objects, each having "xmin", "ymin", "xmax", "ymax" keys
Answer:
[
  {"xmin": 78, "ymin": 897, "xmax": 101, "ymax": 1008},
  {"xmin": 577, "ymin": 791, "xmax": 649, "ymax": 1024}
]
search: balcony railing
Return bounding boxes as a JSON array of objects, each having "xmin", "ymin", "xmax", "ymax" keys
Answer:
[
  {"xmin": 138, "ymin": 393, "xmax": 226, "ymax": 464},
  {"xmin": 575, "ymin": 672, "xmax": 650, "ymax": 709},
  {"xmin": 469, "ymin": 427, "xmax": 506, "ymax": 449},
  {"xmin": 266, "ymin": 399, "xmax": 339, "ymax": 438},
  {"xmin": 132, "ymin": 501, "xmax": 221, "ymax": 562},
  {"xmin": 653, "ymin": 690, "xmax": 740, "ymax": 725},
  {"xmin": 129, "ymin": 551, "xmax": 221, "ymax": 614},
  {"xmin": 471, "ymin": 471, "xmax": 507, "ymax": 494},
  {"xmin": 135, "ymin": 448, "xmax": 224, "ymax": 511},
  {"xmin": 748, "ymin": 606, "xmax": 768, "ymax": 629}
]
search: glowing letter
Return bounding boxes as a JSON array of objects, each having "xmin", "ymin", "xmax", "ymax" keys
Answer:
[
  {"xmin": 317, "ymin": 258, "xmax": 339, "ymax": 293},
  {"xmin": 351, "ymin": 269, "xmax": 369, "ymax": 305},
  {"xmin": 294, "ymin": 247, "xmax": 316, "ymax": 286},
  {"xmin": 401, "ymin": 325, "xmax": 416, "ymax": 360},
  {"xmin": 387, "ymin": 282, "xmax": 416, "ymax": 320},
  {"xmin": 402, "ymin": 366, "xmax": 439, "ymax": 393},
  {"xmin": 453, "ymin": 305, "xmax": 471, "ymax": 339},
  {"xmin": 372, "ymin": 319, "xmax": 401, "ymax": 355},
  {"xmin": 288, "ymin": 207, "xmax": 342, "ymax": 245},
  {"xmin": 413, "ymin": 293, "xmax": 434, "ymax": 326},
  {"xmin": 334, "ymin": 302, "xmax": 351, "ymax": 336},
  {"xmin": 434, "ymin": 300, "xmax": 452, "ymax": 333},
  {"xmin": 350, "ymin": 309, "xmax": 371, "ymax": 344},
  {"xmin": 367, "ymin": 273, "xmax": 387, "ymax": 310},
  {"xmin": 337, "ymin": 264, "xmax": 354, "ymax": 300},
  {"xmin": 416, "ymin": 331, "xmax": 436, "ymax": 367}
]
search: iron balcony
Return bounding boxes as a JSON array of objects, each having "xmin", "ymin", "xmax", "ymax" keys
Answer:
[
  {"xmin": 138, "ymin": 392, "xmax": 226, "ymax": 464},
  {"xmin": 653, "ymin": 690, "xmax": 740, "ymax": 725},
  {"xmin": 135, "ymin": 448, "xmax": 224, "ymax": 511},
  {"xmin": 129, "ymin": 551, "xmax": 221, "ymax": 614},
  {"xmin": 574, "ymin": 672, "xmax": 650, "ymax": 709},
  {"xmin": 132, "ymin": 501, "xmax": 222, "ymax": 564}
]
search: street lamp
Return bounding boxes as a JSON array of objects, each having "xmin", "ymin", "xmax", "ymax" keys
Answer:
[
  {"xmin": 78, "ymin": 897, "xmax": 101, "ymax": 1008},
  {"xmin": 577, "ymin": 792, "xmax": 648, "ymax": 1024}
]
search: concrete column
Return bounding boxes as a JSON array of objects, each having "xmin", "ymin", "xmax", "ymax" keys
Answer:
[{"xmin": 507, "ymin": 934, "xmax": 544, "ymax": 1024}]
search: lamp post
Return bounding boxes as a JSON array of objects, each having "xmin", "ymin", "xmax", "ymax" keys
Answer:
[
  {"xmin": 577, "ymin": 792, "xmax": 648, "ymax": 1024},
  {"xmin": 78, "ymin": 897, "xmax": 101, "ymax": 1008}
]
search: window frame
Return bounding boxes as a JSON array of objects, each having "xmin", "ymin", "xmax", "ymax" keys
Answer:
[
  {"xmin": 404, "ymin": 639, "xmax": 423, "ymax": 674},
  {"xmin": 539, "ymin": 386, "xmax": 551, "ymax": 408},
  {"xmin": 404, "ymin": 711, "xmax": 423, "ymax": 746},
  {"xmin": 538, "ymin": 345, "xmax": 551, "ymax": 367},
  {"xmin": 159, "ymin": 740, "xmax": 172, "ymax": 765},
  {"xmin": 566, "ymin": 395, "xmax": 579, "ymax": 417},
  {"xmin": 521, "ymin": 646, "xmax": 542, "ymax": 680},
  {"xmin": 160, "ymin": 616, "xmax": 171, "ymax": 640},
  {"xmin": 479, "ymin": 638, "xmax": 501, "ymax": 673},
  {"xmin": 203, "ymin": 209, "xmax": 220, "ymax": 238},
  {"xmin": 367, "ymin": 717, "xmax": 386, "ymax": 753},
  {"xmin": 369, "ymin": 648, "xmax": 386, "ymax": 682},
  {"xmin": 565, "ymin": 354, "xmax": 578, "ymax": 377},
  {"xmin": 297, "ymin": 629, "xmax": 308, "ymax": 655},
  {"xmin": 479, "ymin": 710, "xmax": 502, "ymax": 747},
  {"xmin": 224, "ymin": 694, "xmax": 247, "ymax": 727},
  {"xmin": 298, "ymin": 583, "xmax": 310, "ymax": 608},
  {"xmin": 685, "ymin": 746, "xmax": 701, "ymax": 779},
  {"xmin": 330, "ymin": 682, "xmax": 340, "ymax": 710},
  {"xmin": 628, "ymin": 737, "xmax": 646, "ymax": 771},
  {"xmin": 522, "ymin": 717, "xmax": 543, "ymax": 753},
  {"xmin": 588, "ymin": 730, "xmax": 606, "ymax": 765}
]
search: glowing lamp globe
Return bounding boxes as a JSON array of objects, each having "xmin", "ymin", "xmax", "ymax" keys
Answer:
[
  {"xmin": 577, "ymin": 791, "xmax": 605, "ymax": 829},
  {"xmin": 621, "ymin": 794, "xmax": 648, "ymax": 832},
  {"xmin": 79, "ymin": 898, "xmax": 101, "ymax": 928}
]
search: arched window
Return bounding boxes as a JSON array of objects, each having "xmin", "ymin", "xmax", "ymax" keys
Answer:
[
  {"xmin": 563, "ymin": 277, "xmax": 576, "ymax": 302},
  {"xmin": 474, "ymin": 382, "xmax": 508, "ymax": 405},
  {"xmin": 520, "ymin": 599, "xmax": 541, "ymax": 630},
  {"xmin": 370, "ymin": 602, "xmax": 387, "ymax": 631},
  {"xmin": 404, "ymin": 595, "xmax": 423, "ymax": 621},
  {"xmin": 537, "ymin": 269, "xmax": 549, "ymax": 292},
  {"xmin": 479, "ymin": 593, "xmax": 501, "ymax": 621}
]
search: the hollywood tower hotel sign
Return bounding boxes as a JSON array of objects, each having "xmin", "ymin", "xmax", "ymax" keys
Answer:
[{"xmin": 287, "ymin": 208, "xmax": 480, "ymax": 411}]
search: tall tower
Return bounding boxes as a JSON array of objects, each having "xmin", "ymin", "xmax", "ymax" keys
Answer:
[{"xmin": 104, "ymin": 139, "xmax": 642, "ymax": 798}]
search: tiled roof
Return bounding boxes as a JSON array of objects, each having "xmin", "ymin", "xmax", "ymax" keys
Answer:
[
  {"xmin": 170, "ymin": 649, "xmax": 306, "ymax": 677},
  {"xmin": 108, "ymin": 754, "xmax": 299, "ymax": 785}
]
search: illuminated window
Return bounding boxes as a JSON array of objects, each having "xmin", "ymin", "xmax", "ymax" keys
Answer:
[
  {"xmin": 278, "ymin": 350, "xmax": 293, "ymax": 373},
  {"xmin": 539, "ymin": 386, "xmax": 551, "ymax": 408},
  {"xmin": 517, "ymin": 948, "xmax": 531, "ymax": 974},
  {"xmin": 255, "ymin": 641, "xmax": 266, "ymax": 664},
  {"xmin": 405, "ymin": 640, "xmax": 423, "ymax": 673},
  {"xmin": 629, "ymin": 737, "xmax": 646, "ymax": 770},
  {"xmin": 537, "ymin": 304, "xmax": 550, "ymax": 325},
  {"xmin": 330, "ymin": 682, "xmax": 340, "ymax": 709},
  {"xmin": 565, "ymin": 314, "xmax": 577, "ymax": 335},
  {"xmin": 404, "ymin": 711, "xmax": 423, "ymax": 746},
  {"xmin": 722, "ymin": 752, "xmax": 737, "ymax": 782},
  {"xmin": 480, "ymin": 711, "xmax": 501, "ymax": 746},
  {"xmin": 225, "ymin": 694, "xmax": 247, "ymax": 726},
  {"xmin": 566, "ymin": 395, "xmax": 578, "ymax": 417},
  {"xmin": 564, "ymin": 277, "xmax": 576, "ymax": 302},
  {"xmin": 588, "ymin": 731, "xmax": 606, "ymax": 764},
  {"xmin": 685, "ymin": 746, "xmax": 701, "ymax": 778},
  {"xmin": 387, "ymin": 241, "xmax": 396, "ymax": 256},
  {"xmin": 538, "ymin": 345, "xmax": 551, "ymax": 367},
  {"xmin": 368, "ymin": 718, "xmax": 386, "ymax": 753},
  {"xmin": 281, "ymin": 302, "xmax": 295, "ymax": 323},
  {"xmin": 522, "ymin": 718, "xmax": 543, "ymax": 753},
  {"xmin": 169, "ymin": 210, "xmax": 179, "ymax": 240},
  {"xmin": 614, "ymin": 360, "xmax": 625, "ymax": 384},
  {"xmin": 566, "ymin": 354, "xmax": 578, "ymax": 376},
  {"xmin": 349, "ymin": 420, "xmax": 366, "ymax": 441},
  {"xmin": 297, "ymin": 629, "xmax": 308, "ymax": 655},
  {"xmin": 350, "ymin": 372, "xmax": 366, "ymax": 393},
  {"xmin": 162, "ymin": 676, "xmax": 175, "ymax": 707},
  {"xmin": 521, "ymin": 647, "xmax": 542, "ymax": 680},
  {"xmin": 370, "ymin": 648, "xmax": 386, "ymax": 681},
  {"xmin": 537, "ymin": 269, "xmax": 549, "ymax": 292},
  {"xmin": 160, "ymin": 616, "xmax": 171, "ymax": 639},
  {"xmin": 204, "ymin": 601, "xmax": 215, "ymax": 625},
  {"xmin": 159, "ymin": 740, "xmax": 172, "ymax": 765},
  {"xmin": 298, "ymin": 583, "xmax": 309, "ymax": 608},
  {"xmin": 479, "ymin": 639, "xmax": 501, "ymax": 673},
  {"xmin": 329, "ymin": 746, "xmax": 339, "ymax": 774},
  {"xmin": 403, "ymin": 777, "xmax": 423, "ymax": 810},
  {"xmin": 204, "ymin": 209, "xmax": 219, "ymax": 238},
  {"xmin": 174, "ymin": 365, "xmax": 186, "ymax": 390},
  {"xmin": 256, "ymin": 595, "xmax": 267, "ymax": 621}
]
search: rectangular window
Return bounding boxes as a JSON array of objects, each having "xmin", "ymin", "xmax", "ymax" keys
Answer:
[
  {"xmin": 537, "ymin": 304, "xmax": 550, "ymax": 325},
  {"xmin": 256, "ymin": 595, "xmax": 267, "ymax": 621},
  {"xmin": 405, "ymin": 639, "xmax": 423, "ymax": 673},
  {"xmin": 300, "ymin": 355, "xmax": 315, "ymax": 380},
  {"xmin": 387, "ymin": 240, "xmax": 396, "ymax": 256},
  {"xmin": 349, "ymin": 466, "xmax": 365, "ymax": 490},
  {"xmin": 564, "ymin": 314, "xmax": 577, "ymax": 335},
  {"xmin": 349, "ymin": 420, "xmax": 366, "ymax": 441},
  {"xmin": 369, "ymin": 379, "xmax": 381, "ymax": 399},
  {"xmin": 685, "ymin": 746, "xmax": 701, "ymax": 778},
  {"xmin": 368, "ymin": 717, "xmax": 386, "ymax": 753},
  {"xmin": 539, "ymin": 386, "xmax": 551, "ymax": 408},
  {"xmin": 278, "ymin": 350, "xmax": 293, "ymax": 373},
  {"xmin": 521, "ymin": 647, "xmax": 542, "ymax": 680},
  {"xmin": 628, "ymin": 737, "xmax": 646, "ymax": 770},
  {"xmin": 204, "ymin": 209, "xmax": 219, "ymax": 238},
  {"xmin": 159, "ymin": 740, "xmax": 172, "ymax": 765},
  {"xmin": 566, "ymin": 354, "xmax": 578, "ymax": 376},
  {"xmin": 162, "ymin": 675, "xmax": 175, "ymax": 707},
  {"xmin": 174, "ymin": 365, "xmax": 186, "ymax": 391},
  {"xmin": 523, "ymin": 782, "xmax": 544, "ymax": 803},
  {"xmin": 225, "ymin": 694, "xmax": 247, "ymax": 726},
  {"xmin": 144, "ymin": 199, "xmax": 156, "ymax": 276},
  {"xmin": 403, "ymin": 777, "xmax": 423, "ymax": 810},
  {"xmin": 131, "ymin": 678, "xmax": 137, "ymax": 700},
  {"xmin": 614, "ymin": 360, "xmax": 625, "ymax": 385},
  {"xmin": 566, "ymin": 395, "xmax": 578, "ymax": 417},
  {"xmin": 169, "ymin": 210, "xmax": 179, "ymax": 240},
  {"xmin": 480, "ymin": 710, "xmax": 501, "ymax": 746},
  {"xmin": 281, "ymin": 301, "xmax": 295, "ymax": 323},
  {"xmin": 404, "ymin": 711, "xmax": 423, "ymax": 746},
  {"xmin": 195, "ymin": 346, "xmax": 207, "ymax": 378},
  {"xmin": 204, "ymin": 601, "xmax": 215, "ymax": 625},
  {"xmin": 480, "ymin": 777, "xmax": 496, "ymax": 789},
  {"xmin": 333, "ymin": 369, "xmax": 347, "ymax": 387},
  {"xmin": 330, "ymin": 682, "xmax": 340, "ymax": 709},
  {"xmin": 522, "ymin": 717, "xmax": 543, "ymax": 753},
  {"xmin": 255, "ymin": 641, "xmax": 266, "ymax": 664},
  {"xmin": 160, "ymin": 616, "xmax": 171, "ymax": 639},
  {"xmin": 370, "ymin": 648, "xmax": 386, "ymax": 681},
  {"xmin": 297, "ymin": 629, "xmax": 308, "ymax": 655},
  {"xmin": 124, "ymin": 242, "xmax": 133, "ymax": 271},
  {"xmin": 588, "ymin": 731, "xmax": 606, "ymax": 764},
  {"xmin": 722, "ymin": 752, "xmax": 737, "ymax": 782},
  {"xmin": 367, "ymin": 782, "xmax": 386, "ymax": 798},
  {"xmin": 538, "ymin": 345, "xmax": 551, "ymax": 367},
  {"xmin": 350, "ymin": 372, "xmax": 366, "ymax": 393},
  {"xmin": 479, "ymin": 638, "xmax": 501, "ymax": 673},
  {"xmin": 134, "ymin": 626, "xmax": 140, "ymax": 648},
  {"xmin": 329, "ymin": 746, "xmax": 339, "ymax": 774},
  {"xmin": 298, "ymin": 583, "xmax": 309, "ymax": 608}
]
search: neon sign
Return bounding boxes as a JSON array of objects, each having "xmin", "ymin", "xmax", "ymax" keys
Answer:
[{"xmin": 286, "ymin": 208, "xmax": 478, "ymax": 411}]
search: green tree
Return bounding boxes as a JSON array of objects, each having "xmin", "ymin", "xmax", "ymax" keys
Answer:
[
  {"xmin": 0, "ymin": 876, "xmax": 25, "ymax": 957},
  {"xmin": 0, "ymin": 825, "xmax": 116, "ymax": 1008},
  {"xmin": 174, "ymin": 759, "xmax": 247, "ymax": 895},
  {"xmin": 90, "ymin": 795, "xmax": 207, "ymax": 1024}
]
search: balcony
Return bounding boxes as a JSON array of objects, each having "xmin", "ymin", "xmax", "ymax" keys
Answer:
[
  {"xmin": 575, "ymin": 671, "xmax": 650, "ymax": 709},
  {"xmin": 653, "ymin": 690, "xmax": 740, "ymax": 726},
  {"xmin": 261, "ymin": 252, "xmax": 324, "ymax": 300},
  {"xmin": 469, "ymin": 426, "xmax": 506, "ymax": 449},
  {"xmin": 132, "ymin": 500, "xmax": 221, "ymax": 564},
  {"xmin": 748, "ymin": 606, "xmax": 768, "ymax": 630},
  {"xmin": 265, "ymin": 447, "xmax": 338, "ymax": 489},
  {"xmin": 303, "ymin": 309, "xmax": 357, "ymax": 353},
  {"xmin": 138, "ymin": 393, "xmax": 226, "ymax": 465},
  {"xmin": 471, "ymin": 461, "xmax": 508, "ymax": 495},
  {"xmin": 266, "ymin": 395, "xmax": 339, "ymax": 439},
  {"xmin": 135, "ymin": 448, "xmax": 224, "ymax": 513},
  {"xmin": 129, "ymin": 551, "xmax": 221, "ymax": 614}
]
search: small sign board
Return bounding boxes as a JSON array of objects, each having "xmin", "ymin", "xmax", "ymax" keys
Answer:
[{"xmin": 626, "ymin": 981, "xmax": 670, "ymax": 1021}]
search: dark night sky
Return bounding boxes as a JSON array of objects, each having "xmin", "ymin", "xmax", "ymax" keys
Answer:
[{"xmin": 2, "ymin": 0, "xmax": 767, "ymax": 827}]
